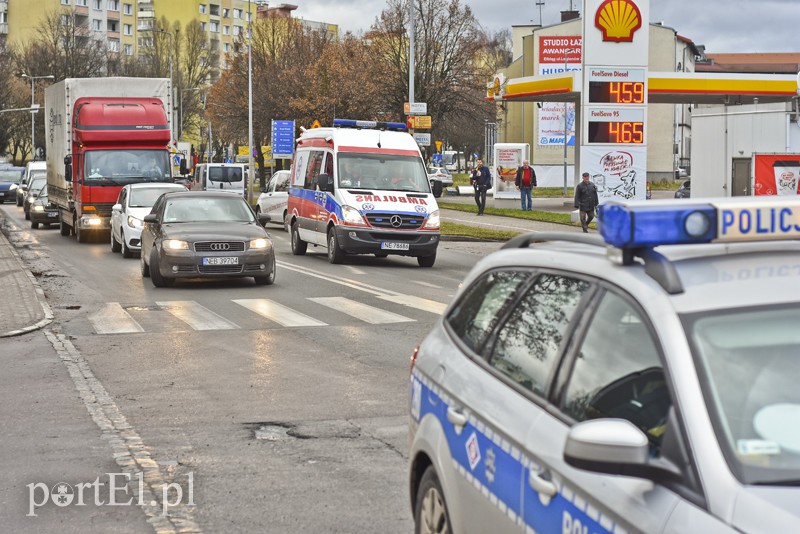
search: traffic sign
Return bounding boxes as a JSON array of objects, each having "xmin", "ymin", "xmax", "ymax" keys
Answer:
[
  {"xmin": 404, "ymin": 102, "xmax": 427, "ymax": 114},
  {"xmin": 413, "ymin": 133, "xmax": 431, "ymax": 146},
  {"xmin": 271, "ymin": 119, "xmax": 295, "ymax": 159},
  {"xmin": 407, "ymin": 115, "xmax": 432, "ymax": 129},
  {"xmin": 435, "ymin": 140, "xmax": 443, "ymax": 152},
  {"xmin": 311, "ymin": 120, "xmax": 322, "ymax": 128}
]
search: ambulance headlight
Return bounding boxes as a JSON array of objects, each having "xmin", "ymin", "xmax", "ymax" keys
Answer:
[
  {"xmin": 422, "ymin": 210, "xmax": 440, "ymax": 230},
  {"xmin": 341, "ymin": 205, "xmax": 367, "ymax": 226}
]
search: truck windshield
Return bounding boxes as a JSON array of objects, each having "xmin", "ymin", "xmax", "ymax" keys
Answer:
[
  {"xmin": 337, "ymin": 153, "xmax": 431, "ymax": 193},
  {"xmin": 84, "ymin": 150, "xmax": 171, "ymax": 184}
]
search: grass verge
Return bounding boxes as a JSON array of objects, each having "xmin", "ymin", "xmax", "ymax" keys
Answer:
[{"xmin": 441, "ymin": 221, "xmax": 521, "ymax": 241}]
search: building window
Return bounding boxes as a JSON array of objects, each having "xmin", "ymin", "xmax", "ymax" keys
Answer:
[
  {"xmin": 76, "ymin": 0, "xmax": 88, "ymax": 6},
  {"xmin": 209, "ymin": 4, "xmax": 219, "ymax": 16},
  {"xmin": 124, "ymin": 44, "xmax": 133, "ymax": 55},
  {"xmin": 108, "ymin": 39, "xmax": 119, "ymax": 52},
  {"xmin": 223, "ymin": 42, "xmax": 230, "ymax": 52},
  {"xmin": 199, "ymin": 4, "xmax": 206, "ymax": 14},
  {"xmin": 107, "ymin": 0, "xmax": 119, "ymax": 10},
  {"xmin": 233, "ymin": 25, "xmax": 241, "ymax": 36},
  {"xmin": 200, "ymin": 21, "xmax": 206, "ymax": 32},
  {"xmin": 92, "ymin": 19, "xmax": 101, "ymax": 31},
  {"xmin": 123, "ymin": 23, "xmax": 132, "ymax": 35},
  {"xmin": 61, "ymin": 14, "xmax": 71, "ymax": 25},
  {"xmin": 92, "ymin": 0, "xmax": 101, "ymax": 9},
  {"xmin": 61, "ymin": 0, "xmax": 70, "ymax": 5},
  {"xmin": 108, "ymin": 21, "xmax": 117, "ymax": 32},
  {"xmin": 222, "ymin": 8, "xmax": 229, "ymax": 18},
  {"xmin": 223, "ymin": 25, "xmax": 229, "ymax": 35},
  {"xmin": 233, "ymin": 8, "xmax": 242, "ymax": 19},
  {"xmin": 123, "ymin": 3, "xmax": 132, "ymax": 15},
  {"xmin": 209, "ymin": 21, "xmax": 219, "ymax": 33}
]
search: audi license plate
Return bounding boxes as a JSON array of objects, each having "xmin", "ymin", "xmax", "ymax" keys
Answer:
[
  {"xmin": 202, "ymin": 257, "xmax": 239, "ymax": 266},
  {"xmin": 381, "ymin": 242, "xmax": 409, "ymax": 251},
  {"xmin": 46, "ymin": 211, "xmax": 58, "ymax": 218}
]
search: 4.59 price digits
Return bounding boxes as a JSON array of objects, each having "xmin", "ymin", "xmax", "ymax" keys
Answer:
[
  {"xmin": 609, "ymin": 82, "xmax": 644, "ymax": 103},
  {"xmin": 608, "ymin": 121, "xmax": 643, "ymax": 143}
]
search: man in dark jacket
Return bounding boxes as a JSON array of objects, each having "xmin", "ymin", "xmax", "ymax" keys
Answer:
[
  {"xmin": 514, "ymin": 160, "xmax": 537, "ymax": 211},
  {"xmin": 470, "ymin": 159, "xmax": 492, "ymax": 215},
  {"xmin": 574, "ymin": 172, "xmax": 599, "ymax": 233}
]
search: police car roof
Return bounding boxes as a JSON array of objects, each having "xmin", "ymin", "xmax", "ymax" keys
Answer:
[{"xmin": 475, "ymin": 236, "xmax": 800, "ymax": 315}]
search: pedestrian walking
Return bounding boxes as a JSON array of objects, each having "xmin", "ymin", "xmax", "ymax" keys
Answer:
[
  {"xmin": 470, "ymin": 159, "xmax": 491, "ymax": 215},
  {"xmin": 574, "ymin": 172, "xmax": 600, "ymax": 233},
  {"xmin": 515, "ymin": 160, "xmax": 537, "ymax": 211}
]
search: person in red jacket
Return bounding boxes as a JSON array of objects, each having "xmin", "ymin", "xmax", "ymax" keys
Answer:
[{"xmin": 514, "ymin": 160, "xmax": 537, "ymax": 211}]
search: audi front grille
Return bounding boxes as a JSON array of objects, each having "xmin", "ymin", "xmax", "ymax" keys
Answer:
[{"xmin": 194, "ymin": 241, "xmax": 246, "ymax": 252}]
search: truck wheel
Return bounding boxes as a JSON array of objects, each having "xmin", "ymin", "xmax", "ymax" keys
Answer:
[
  {"xmin": 327, "ymin": 228, "xmax": 345, "ymax": 264},
  {"xmin": 149, "ymin": 249, "xmax": 173, "ymax": 287},
  {"xmin": 291, "ymin": 222, "xmax": 307, "ymax": 255},
  {"xmin": 75, "ymin": 217, "xmax": 88, "ymax": 243},
  {"xmin": 418, "ymin": 254, "xmax": 436, "ymax": 268},
  {"xmin": 110, "ymin": 228, "xmax": 121, "ymax": 253}
]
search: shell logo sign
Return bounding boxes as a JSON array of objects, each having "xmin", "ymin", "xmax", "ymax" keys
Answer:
[{"xmin": 594, "ymin": 0, "xmax": 642, "ymax": 43}]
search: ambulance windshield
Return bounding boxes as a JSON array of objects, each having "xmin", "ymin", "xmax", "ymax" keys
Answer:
[{"xmin": 338, "ymin": 153, "xmax": 431, "ymax": 193}]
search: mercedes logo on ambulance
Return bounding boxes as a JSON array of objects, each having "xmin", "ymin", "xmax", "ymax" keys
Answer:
[
  {"xmin": 390, "ymin": 215, "xmax": 403, "ymax": 228},
  {"xmin": 210, "ymin": 243, "xmax": 231, "ymax": 251}
]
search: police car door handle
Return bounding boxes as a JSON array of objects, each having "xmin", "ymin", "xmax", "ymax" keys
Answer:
[
  {"xmin": 528, "ymin": 469, "xmax": 557, "ymax": 498},
  {"xmin": 446, "ymin": 407, "xmax": 467, "ymax": 430}
]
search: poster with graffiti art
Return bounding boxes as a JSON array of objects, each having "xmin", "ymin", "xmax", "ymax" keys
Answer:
[
  {"xmin": 753, "ymin": 154, "xmax": 800, "ymax": 196},
  {"xmin": 581, "ymin": 146, "xmax": 646, "ymax": 203}
]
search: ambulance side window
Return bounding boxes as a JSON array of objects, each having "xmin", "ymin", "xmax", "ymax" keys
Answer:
[
  {"xmin": 305, "ymin": 151, "xmax": 324, "ymax": 190},
  {"xmin": 324, "ymin": 153, "xmax": 334, "ymax": 177}
]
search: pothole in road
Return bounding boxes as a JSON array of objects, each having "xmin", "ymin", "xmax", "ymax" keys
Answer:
[
  {"xmin": 246, "ymin": 420, "xmax": 361, "ymax": 441},
  {"xmin": 248, "ymin": 422, "xmax": 293, "ymax": 441}
]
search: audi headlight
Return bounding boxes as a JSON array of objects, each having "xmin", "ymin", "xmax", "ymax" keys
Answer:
[
  {"xmin": 33, "ymin": 205, "xmax": 45, "ymax": 212},
  {"xmin": 127, "ymin": 215, "xmax": 143, "ymax": 229},
  {"xmin": 422, "ymin": 210, "xmax": 440, "ymax": 230},
  {"xmin": 163, "ymin": 239, "xmax": 189, "ymax": 250},
  {"xmin": 249, "ymin": 238, "xmax": 269, "ymax": 250},
  {"xmin": 341, "ymin": 205, "xmax": 367, "ymax": 226}
]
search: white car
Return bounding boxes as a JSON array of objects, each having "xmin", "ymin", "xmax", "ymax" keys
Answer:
[
  {"xmin": 111, "ymin": 183, "xmax": 186, "ymax": 257},
  {"xmin": 256, "ymin": 170, "xmax": 291, "ymax": 230}
]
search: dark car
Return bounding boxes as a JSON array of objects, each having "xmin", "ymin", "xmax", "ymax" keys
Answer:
[
  {"xmin": 674, "ymin": 179, "xmax": 690, "ymax": 198},
  {"xmin": 140, "ymin": 191, "xmax": 276, "ymax": 287},
  {"xmin": 29, "ymin": 184, "xmax": 60, "ymax": 229},
  {"xmin": 23, "ymin": 176, "xmax": 47, "ymax": 220},
  {"xmin": 0, "ymin": 166, "xmax": 24, "ymax": 204}
]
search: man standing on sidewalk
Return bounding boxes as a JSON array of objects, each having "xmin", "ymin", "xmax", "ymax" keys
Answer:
[
  {"xmin": 514, "ymin": 160, "xmax": 537, "ymax": 211},
  {"xmin": 574, "ymin": 172, "xmax": 599, "ymax": 233},
  {"xmin": 470, "ymin": 159, "xmax": 491, "ymax": 215}
]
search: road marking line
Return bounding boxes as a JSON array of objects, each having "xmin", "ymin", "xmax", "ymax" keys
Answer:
[
  {"xmin": 412, "ymin": 280, "xmax": 441, "ymax": 289},
  {"xmin": 309, "ymin": 297, "xmax": 415, "ymax": 324},
  {"xmin": 156, "ymin": 300, "xmax": 239, "ymax": 331},
  {"xmin": 233, "ymin": 299, "xmax": 327, "ymax": 327},
  {"xmin": 378, "ymin": 294, "xmax": 447, "ymax": 315},
  {"xmin": 90, "ymin": 302, "xmax": 144, "ymax": 334}
]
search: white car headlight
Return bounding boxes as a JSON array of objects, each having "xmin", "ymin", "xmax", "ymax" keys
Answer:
[
  {"xmin": 163, "ymin": 239, "xmax": 189, "ymax": 250},
  {"xmin": 249, "ymin": 238, "xmax": 269, "ymax": 250},
  {"xmin": 422, "ymin": 210, "xmax": 440, "ymax": 230},
  {"xmin": 127, "ymin": 215, "xmax": 143, "ymax": 229},
  {"xmin": 341, "ymin": 205, "xmax": 367, "ymax": 226}
]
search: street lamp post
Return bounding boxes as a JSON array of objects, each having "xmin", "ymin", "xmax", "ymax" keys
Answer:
[
  {"xmin": 562, "ymin": 48, "xmax": 575, "ymax": 197},
  {"xmin": 246, "ymin": 1, "xmax": 266, "ymax": 204},
  {"xmin": 21, "ymin": 74, "xmax": 54, "ymax": 160},
  {"xmin": 156, "ymin": 29, "xmax": 174, "ymax": 140}
]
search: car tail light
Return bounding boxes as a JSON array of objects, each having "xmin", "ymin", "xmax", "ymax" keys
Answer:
[{"xmin": 410, "ymin": 346, "xmax": 419, "ymax": 374}]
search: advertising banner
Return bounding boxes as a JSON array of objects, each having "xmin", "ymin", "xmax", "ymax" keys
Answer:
[
  {"xmin": 492, "ymin": 143, "xmax": 530, "ymax": 198},
  {"xmin": 754, "ymin": 154, "xmax": 800, "ymax": 196},
  {"xmin": 580, "ymin": 145, "xmax": 647, "ymax": 203},
  {"xmin": 537, "ymin": 36, "xmax": 582, "ymax": 147}
]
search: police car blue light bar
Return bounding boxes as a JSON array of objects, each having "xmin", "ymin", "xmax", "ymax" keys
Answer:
[
  {"xmin": 333, "ymin": 118, "xmax": 408, "ymax": 131},
  {"xmin": 599, "ymin": 197, "xmax": 800, "ymax": 249}
]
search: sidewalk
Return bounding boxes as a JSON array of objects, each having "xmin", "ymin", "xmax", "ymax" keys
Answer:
[{"xmin": 0, "ymin": 218, "xmax": 53, "ymax": 338}]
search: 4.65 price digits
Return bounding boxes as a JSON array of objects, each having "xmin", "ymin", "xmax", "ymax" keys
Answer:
[{"xmin": 608, "ymin": 121, "xmax": 644, "ymax": 143}]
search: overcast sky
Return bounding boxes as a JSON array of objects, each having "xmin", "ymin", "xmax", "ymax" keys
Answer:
[{"xmin": 288, "ymin": 0, "xmax": 796, "ymax": 54}]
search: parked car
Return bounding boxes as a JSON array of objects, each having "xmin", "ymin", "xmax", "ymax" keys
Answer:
[
  {"xmin": 29, "ymin": 184, "xmax": 60, "ymax": 229},
  {"xmin": 140, "ymin": 191, "xmax": 276, "ymax": 287},
  {"xmin": 111, "ymin": 183, "xmax": 187, "ymax": 258},
  {"xmin": 427, "ymin": 165, "xmax": 453, "ymax": 198},
  {"xmin": 675, "ymin": 166, "xmax": 689, "ymax": 179},
  {"xmin": 0, "ymin": 166, "xmax": 24, "ymax": 204},
  {"xmin": 256, "ymin": 170, "xmax": 291, "ymax": 231},
  {"xmin": 674, "ymin": 179, "xmax": 691, "ymax": 198},
  {"xmin": 17, "ymin": 161, "xmax": 47, "ymax": 207},
  {"xmin": 23, "ymin": 176, "xmax": 47, "ymax": 220}
]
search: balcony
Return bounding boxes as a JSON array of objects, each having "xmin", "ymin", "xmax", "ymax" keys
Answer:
[
  {"xmin": 107, "ymin": 10, "xmax": 120, "ymax": 20},
  {"xmin": 137, "ymin": 9, "xmax": 154, "ymax": 19},
  {"xmin": 73, "ymin": 5, "xmax": 88, "ymax": 16}
]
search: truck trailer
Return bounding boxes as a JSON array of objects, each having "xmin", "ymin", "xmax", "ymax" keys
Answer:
[{"xmin": 45, "ymin": 77, "xmax": 173, "ymax": 242}]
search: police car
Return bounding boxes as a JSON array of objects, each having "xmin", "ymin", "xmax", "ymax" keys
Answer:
[{"xmin": 409, "ymin": 197, "xmax": 800, "ymax": 533}]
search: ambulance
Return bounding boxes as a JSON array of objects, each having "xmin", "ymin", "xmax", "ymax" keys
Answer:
[{"xmin": 286, "ymin": 119, "xmax": 440, "ymax": 267}]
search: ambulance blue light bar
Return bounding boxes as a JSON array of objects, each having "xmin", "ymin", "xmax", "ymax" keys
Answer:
[
  {"xmin": 599, "ymin": 197, "xmax": 800, "ymax": 249},
  {"xmin": 333, "ymin": 118, "xmax": 408, "ymax": 131}
]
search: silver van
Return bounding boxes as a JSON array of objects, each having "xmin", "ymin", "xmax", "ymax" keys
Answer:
[{"xmin": 191, "ymin": 163, "xmax": 247, "ymax": 197}]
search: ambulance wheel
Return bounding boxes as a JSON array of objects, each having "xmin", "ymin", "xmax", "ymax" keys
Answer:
[
  {"xmin": 418, "ymin": 254, "xmax": 436, "ymax": 268},
  {"xmin": 60, "ymin": 219, "xmax": 71, "ymax": 236},
  {"xmin": 291, "ymin": 222, "xmax": 307, "ymax": 255},
  {"xmin": 327, "ymin": 228, "xmax": 345, "ymax": 264},
  {"xmin": 374, "ymin": 252, "xmax": 388, "ymax": 258},
  {"xmin": 414, "ymin": 466, "xmax": 451, "ymax": 534}
]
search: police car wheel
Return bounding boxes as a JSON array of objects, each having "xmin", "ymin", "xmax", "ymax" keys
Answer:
[{"xmin": 414, "ymin": 466, "xmax": 451, "ymax": 534}]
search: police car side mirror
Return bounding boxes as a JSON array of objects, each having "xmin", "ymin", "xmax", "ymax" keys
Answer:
[{"xmin": 564, "ymin": 419, "xmax": 682, "ymax": 483}]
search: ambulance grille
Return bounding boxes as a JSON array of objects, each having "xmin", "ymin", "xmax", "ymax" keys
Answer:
[{"xmin": 366, "ymin": 213, "xmax": 424, "ymax": 229}]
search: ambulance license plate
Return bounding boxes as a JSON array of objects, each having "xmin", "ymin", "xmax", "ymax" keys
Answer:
[
  {"xmin": 381, "ymin": 242, "xmax": 409, "ymax": 251},
  {"xmin": 203, "ymin": 256, "xmax": 239, "ymax": 265}
]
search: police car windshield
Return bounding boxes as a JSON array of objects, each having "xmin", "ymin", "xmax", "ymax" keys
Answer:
[
  {"xmin": 686, "ymin": 304, "xmax": 800, "ymax": 485},
  {"xmin": 337, "ymin": 154, "xmax": 430, "ymax": 193}
]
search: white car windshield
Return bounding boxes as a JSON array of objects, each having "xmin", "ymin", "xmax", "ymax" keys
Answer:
[
  {"xmin": 687, "ymin": 305, "xmax": 800, "ymax": 485},
  {"xmin": 338, "ymin": 154, "xmax": 431, "ymax": 193}
]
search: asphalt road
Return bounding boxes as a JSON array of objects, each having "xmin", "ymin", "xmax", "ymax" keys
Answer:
[{"xmin": 1, "ymin": 204, "xmax": 503, "ymax": 533}]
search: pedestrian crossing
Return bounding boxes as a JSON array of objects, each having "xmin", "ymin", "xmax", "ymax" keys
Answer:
[{"xmin": 87, "ymin": 296, "xmax": 444, "ymax": 335}]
